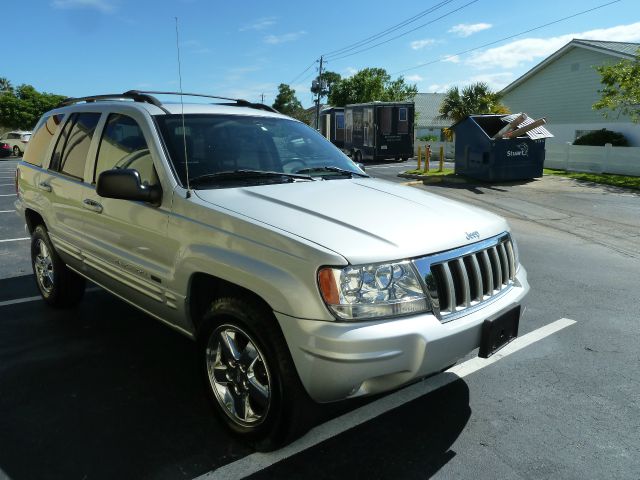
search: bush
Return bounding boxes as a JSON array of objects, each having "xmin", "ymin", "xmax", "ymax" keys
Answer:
[
  {"xmin": 573, "ymin": 129, "xmax": 629, "ymax": 146},
  {"xmin": 417, "ymin": 134, "xmax": 439, "ymax": 142}
]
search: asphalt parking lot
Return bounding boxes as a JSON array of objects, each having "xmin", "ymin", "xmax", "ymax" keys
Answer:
[{"xmin": 1, "ymin": 158, "xmax": 639, "ymax": 479}]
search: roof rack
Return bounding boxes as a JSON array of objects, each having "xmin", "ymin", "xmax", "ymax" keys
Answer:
[
  {"xmin": 59, "ymin": 91, "xmax": 171, "ymax": 113},
  {"xmin": 130, "ymin": 90, "xmax": 279, "ymax": 113},
  {"xmin": 58, "ymin": 90, "xmax": 279, "ymax": 114}
]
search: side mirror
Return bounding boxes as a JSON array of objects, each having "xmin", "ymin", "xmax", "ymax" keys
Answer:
[
  {"xmin": 97, "ymin": 169, "xmax": 161, "ymax": 204},
  {"xmin": 356, "ymin": 162, "xmax": 366, "ymax": 172}
]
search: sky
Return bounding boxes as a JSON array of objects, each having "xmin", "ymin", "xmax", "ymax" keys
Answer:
[{"xmin": 10, "ymin": 0, "xmax": 640, "ymax": 108}]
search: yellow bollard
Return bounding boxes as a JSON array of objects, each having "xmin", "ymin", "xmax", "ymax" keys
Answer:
[
  {"xmin": 424, "ymin": 144, "xmax": 431, "ymax": 173},
  {"xmin": 439, "ymin": 145, "xmax": 444, "ymax": 172},
  {"xmin": 417, "ymin": 146, "xmax": 422, "ymax": 170}
]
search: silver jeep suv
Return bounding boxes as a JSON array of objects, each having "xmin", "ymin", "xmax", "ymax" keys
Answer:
[{"xmin": 15, "ymin": 91, "xmax": 529, "ymax": 450}]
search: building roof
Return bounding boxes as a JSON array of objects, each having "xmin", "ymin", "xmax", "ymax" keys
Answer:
[
  {"xmin": 501, "ymin": 38, "xmax": 639, "ymax": 94},
  {"xmin": 412, "ymin": 93, "xmax": 449, "ymax": 128}
]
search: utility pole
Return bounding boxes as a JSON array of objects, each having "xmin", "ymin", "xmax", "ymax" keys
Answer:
[
  {"xmin": 260, "ymin": 93, "xmax": 265, "ymax": 104},
  {"xmin": 315, "ymin": 55, "xmax": 324, "ymax": 130}
]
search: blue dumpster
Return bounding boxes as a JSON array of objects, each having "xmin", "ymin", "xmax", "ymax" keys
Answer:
[{"xmin": 452, "ymin": 113, "xmax": 553, "ymax": 181}]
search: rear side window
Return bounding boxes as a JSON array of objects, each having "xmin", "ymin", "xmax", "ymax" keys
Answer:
[
  {"xmin": 51, "ymin": 113, "xmax": 101, "ymax": 180},
  {"xmin": 23, "ymin": 114, "xmax": 65, "ymax": 166},
  {"xmin": 94, "ymin": 114, "xmax": 157, "ymax": 186}
]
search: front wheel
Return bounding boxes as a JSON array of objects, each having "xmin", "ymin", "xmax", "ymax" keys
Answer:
[
  {"xmin": 200, "ymin": 296, "xmax": 312, "ymax": 451},
  {"xmin": 31, "ymin": 225, "xmax": 85, "ymax": 308}
]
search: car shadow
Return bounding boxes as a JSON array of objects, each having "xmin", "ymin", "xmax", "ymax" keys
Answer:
[
  {"xmin": 0, "ymin": 288, "xmax": 253, "ymax": 480},
  {"xmin": 247, "ymin": 377, "xmax": 471, "ymax": 479},
  {"xmin": 0, "ymin": 277, "xmax": 470, "ymax": 480}
]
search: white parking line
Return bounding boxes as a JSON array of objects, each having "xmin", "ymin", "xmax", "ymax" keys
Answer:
[
  {"xmin": 0, "ymin": 295, "xmax": 42, "ymax": 308},
  {"xmin": 0, "ymin": 184, "xmax": 14, "ymax": 187},
  {"xmin": 0, "ymin": 194, "xmax": 16, "ymax": 197},
  {"xmin": 199, "ymin": 318, "xmax": 577, "ymax": 480},
  {"xmin": 0, "ymin": 287, "xmax": 100, "ymax": 308},
  {"xmin": 0, "ymin": 210, "xmax": 15, "ymax": 213},
  {"xmin": 0, "ymin": 237, "xmax": 29, "ymax": 243}
]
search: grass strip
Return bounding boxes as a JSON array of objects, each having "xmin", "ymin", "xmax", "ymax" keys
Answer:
[{"xmin": 543, "ymin": 169, "xmax": 640, "ymax": 191}]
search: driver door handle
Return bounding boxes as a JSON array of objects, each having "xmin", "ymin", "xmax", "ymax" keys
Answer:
[{"xmin": 82, "ymin": 198, "xmax": 103, "ymax": 213}]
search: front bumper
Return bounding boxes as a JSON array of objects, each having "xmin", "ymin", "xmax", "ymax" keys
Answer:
[{"xmin": 276, "ymin": 266, "xmax": 529, "ymax": 403}]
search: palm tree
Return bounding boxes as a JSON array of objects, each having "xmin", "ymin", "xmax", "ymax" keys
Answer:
[
  {"xmin": 439, "ymin": 82, "xmax": 508, "ymax": 123},
  {"xmin": 0, "ymin": 77, "xmax": 13, "ymax": 94}
]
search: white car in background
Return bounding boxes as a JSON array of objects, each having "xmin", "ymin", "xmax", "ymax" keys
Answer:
[{"xmin": 0, "ymin": 130, "xmax": 31, "ymax": 156}]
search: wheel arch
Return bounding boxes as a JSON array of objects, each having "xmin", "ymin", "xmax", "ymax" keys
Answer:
[
  {"xmin": 24, "ymin": 208, "xmax": 46, "ymax": 234},
  {"xmin": 188, "ymin": 272, "xmax": 275, "ymax": 338}
]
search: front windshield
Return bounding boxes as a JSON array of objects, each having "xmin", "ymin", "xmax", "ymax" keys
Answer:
[{"xmin": 155, "ymin": 114, "xmax": 365, "ymax": 187}]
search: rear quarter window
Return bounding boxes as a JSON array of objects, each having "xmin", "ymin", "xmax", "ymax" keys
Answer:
[{"xmin": 23, "ymin": 114, "xmax": 65, "ymax": 166}]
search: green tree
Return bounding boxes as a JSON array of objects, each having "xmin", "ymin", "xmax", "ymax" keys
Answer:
[
  {"xmin": 311, "ymin": 70, "xmax": 341, "ymax": 99},
  {"xmin": 327, "ymin": 68, "xmax": 417, "ymax": 106},
  {"xmin": 272, "ymin": 83, "xmax": 303, "ymax": 114},
  {"xmin": 439, "ymin": 82, "xmax": 508, "ymax": 123},
  {"xmin": 0, "ymin": 77, "xmax": 13, "ymax": 93},
  {"xmin": 593, "ymin": 48, "xmax": 640, "ymax": 122},
  {"xmin": 0, "ymin": 82, "xmax": 65, "ymax": 130}
]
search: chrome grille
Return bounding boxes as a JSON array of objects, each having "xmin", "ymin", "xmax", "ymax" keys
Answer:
[{"xmin": 413, "ymin": 233, "xmax": 516, "ymax": 322}]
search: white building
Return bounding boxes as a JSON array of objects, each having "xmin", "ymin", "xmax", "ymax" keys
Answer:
[{"xmin": 501, "ymin": 39, "xmax": 640, "ymax": 146}]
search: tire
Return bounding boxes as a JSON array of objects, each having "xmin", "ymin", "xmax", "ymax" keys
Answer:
[
  {"xmin": 13, "ymin": 146, "xmax": 20, "ymax": 157},
  {"xmin": 199, "ymin": 296, "xmax": 312, "ymax": 451},
  {"xmin": 31, "ymin": 225, "xmax": 86, "ymax": 308}
]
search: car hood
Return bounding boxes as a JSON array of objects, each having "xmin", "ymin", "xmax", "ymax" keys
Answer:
[{"xmin": 194, "ymin": 178, "xmax": 509, "ymax": 264}]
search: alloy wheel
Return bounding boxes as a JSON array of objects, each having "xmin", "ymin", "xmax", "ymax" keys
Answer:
[
  {"xmin": 205, "ymin": 324, "xmax": 272, "ymax": 427},
  {"xmin": 34, "ymin": 239, "xmax": 54, "ymax": 295}
]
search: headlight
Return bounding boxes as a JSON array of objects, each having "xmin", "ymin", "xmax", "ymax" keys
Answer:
[{"xmin": 318, "ymin": 261, "xmax": 429, "ymax": 320}]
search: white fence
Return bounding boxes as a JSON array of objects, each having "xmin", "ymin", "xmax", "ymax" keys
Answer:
[{"xmin": 545, "ymin": 143, "xmax": 640, "ymax": 176}]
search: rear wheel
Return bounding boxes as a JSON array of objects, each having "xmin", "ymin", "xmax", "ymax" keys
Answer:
[
  {"xmin": 199, "ymin": 296, "xmax": 312, "ymax": 451},
  {"xmin": 13, "ymin": 146, "xmax": 20, "ymax": 157},
  {"xmin": 31, "ymin": 225, "xmax": 85, "ymax": 308}
]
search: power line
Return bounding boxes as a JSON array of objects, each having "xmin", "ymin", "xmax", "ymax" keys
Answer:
[
  {"xmin": 322, "ymin": 0, "xmax": 455, "ymax": 58},
  {"xmin": 392, "ymin": 0, "xmax": 622, "ymax": 75},
  {"xmin": 288, "ymin": 60, "xmax": 317, "ymax": 85},
  {"xmin": 326, "ymin": 0, "xmax": 479, "ymax": 62}
]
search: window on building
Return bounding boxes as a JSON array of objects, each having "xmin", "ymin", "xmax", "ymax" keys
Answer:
[{"xmin": 398, "ymin": 107, "xmax": 408, "ymax": 134}]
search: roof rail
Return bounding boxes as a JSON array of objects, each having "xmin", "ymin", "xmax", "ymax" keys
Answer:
[
  {"xmin": 58, "ymin": 91, "xmax": 171, "ymax": 113},
  {"xmin": 58, "ymin": 90, "xmax": 279, "ymax": 114},
  {"xmin": 128, "ymin": 90, "xmax": 279, "ymax": 113}
]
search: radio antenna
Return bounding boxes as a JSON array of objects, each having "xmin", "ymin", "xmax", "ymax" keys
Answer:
[{"xmin": 175, "ymin": 16, "xmax": 191, "ymax": 197}]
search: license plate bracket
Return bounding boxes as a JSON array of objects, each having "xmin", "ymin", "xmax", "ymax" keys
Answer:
[{"xmin": 478, "ymin": 305, "xmax": 521, "ymax": 358}]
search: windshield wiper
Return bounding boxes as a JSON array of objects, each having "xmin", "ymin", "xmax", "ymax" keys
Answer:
[
  {"xmin": 189, "ymin": 169, "xmax": 313, "ymax": 187},
  {"xmin": 294, "ymin": 166, "xmax": 368, "ymax": 178}
]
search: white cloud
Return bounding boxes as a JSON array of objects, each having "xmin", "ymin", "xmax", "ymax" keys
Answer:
[
  {"xmin": 180, "ymin": 40, "xmax": 211, "ymax": 55},
  {"xmin": 428, "ymin": 72, "xmax": 514, "ymax": 93},
  {"xmin": 449, "ymin": 23, "xmax": 492, "ymax": 37},
  {"xmin": 51, "ymin": 0, "xmax": 115, "ymax": 12},
  {"xmin": 405, "ymin": 74, "xmax": 424, "ymax": 82},
  {"xmin": 428, "ymin": 83, "xmax": 452, "ymax": 93},
  {"xmin": 344, "ymin": 67, "xmax": 358, "ymax": 77},
  {"xmin": 442, "ymin": 54, "xmax": 460, "ymax": 63},
  {"xmin": 467, "ymin": 22, "xmax": 640, "ymax": 69},
  {"xmin": 410, "ymin": 39, "xmax": 436, "ymax": 50},
  {"xmin": 264, "ymin": 31, "xmax": 306, "ymax": 45},
  {"xmin": 240, "ymin": 17, "xmax": 277, "ymax": 32},
  {"xmin": 469, "ymin": 72, "xmax": 515, "ymax": 90}
]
